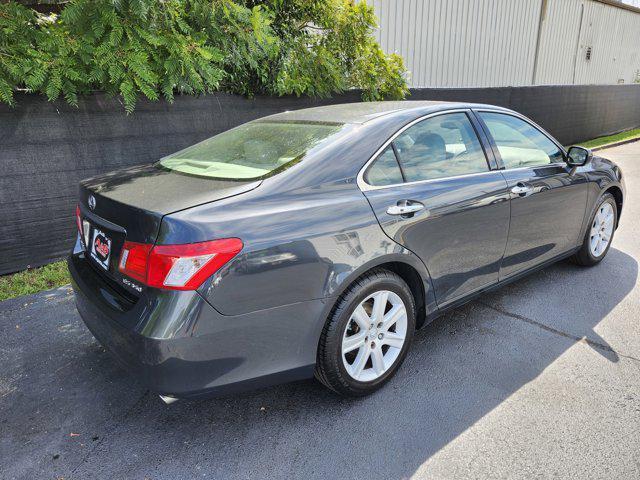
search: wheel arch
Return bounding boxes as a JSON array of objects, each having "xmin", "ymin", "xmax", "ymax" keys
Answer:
[
  {"xmin": 327, "ymin": 254, "xmax": 436, "ymax": 329},
  {"xmin": 378, "ymin": 261, "xmax": 428, "ymax": 328},
  {"xmin": 604, "ymin": 185, "xmax": 623, "ymax": 226}
]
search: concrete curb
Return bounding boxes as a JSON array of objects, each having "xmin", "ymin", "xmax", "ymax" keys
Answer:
[{"xmin": 591, "ymin": 136, "xmax": 640, "ymax": 152}]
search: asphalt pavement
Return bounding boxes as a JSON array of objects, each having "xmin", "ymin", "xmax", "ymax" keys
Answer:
[{"xmin": 1, "ymin": 141, "xmax": 639, "ymax": 479}]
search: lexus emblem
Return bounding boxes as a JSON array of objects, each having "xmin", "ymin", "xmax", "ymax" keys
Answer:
[{"xmin": 88, "ymin": 195, "xmax": 96, "ymax": 210}]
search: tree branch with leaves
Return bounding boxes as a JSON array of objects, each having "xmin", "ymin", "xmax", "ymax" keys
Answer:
[{"xmin": 0, "ymin": 0, "xmax": 408, "ymax": 112}]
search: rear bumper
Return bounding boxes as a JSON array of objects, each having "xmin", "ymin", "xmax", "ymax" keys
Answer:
[{"xmin": 68, "ymin": 248, "xmax": 326, "ymax": 399}]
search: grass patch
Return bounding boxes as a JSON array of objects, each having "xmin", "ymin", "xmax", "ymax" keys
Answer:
[
  {"xmin": 0, "ymin": 261, "xmax": 70, "ymax": 302},
  {"xmin": 575, "ymin": 128, "xmax": 640, "ymax": 150}
]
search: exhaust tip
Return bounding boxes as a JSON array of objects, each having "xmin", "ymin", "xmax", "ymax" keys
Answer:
[{"xmin": 159, "ymin": 394, "xmax": 179, "ymax": 405}]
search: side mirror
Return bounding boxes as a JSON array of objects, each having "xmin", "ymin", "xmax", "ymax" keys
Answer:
[{"xmin": 566, "ymin": 146, "xmax": 592, "ymax": 167}]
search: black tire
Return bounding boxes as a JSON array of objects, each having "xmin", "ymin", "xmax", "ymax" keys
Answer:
[
  {"xmin": 572, "ymin": 193, "xmax": 618, "ymax": 266},
  {"xmin": 315, "ymin": 268, "xmax": 416, "ymax": 397}
]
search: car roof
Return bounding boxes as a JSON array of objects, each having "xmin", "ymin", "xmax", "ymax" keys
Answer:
[{"xmin": 262, "ymin": 100, "xmax": 510, "ymax": 124}]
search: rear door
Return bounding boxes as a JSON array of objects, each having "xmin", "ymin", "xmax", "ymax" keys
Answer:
[
  {"xmin": 360, "ymin": 110, "xmax": 510, "ymax": 306},
  {"xmin": 475, "ymin": 110, "xmax": 588, "ymax": 278}
]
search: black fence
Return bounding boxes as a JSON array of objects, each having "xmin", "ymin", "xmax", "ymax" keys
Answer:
[{"xmin": 1, "ymin": 84, "xmax": 639, "ymax": 275}]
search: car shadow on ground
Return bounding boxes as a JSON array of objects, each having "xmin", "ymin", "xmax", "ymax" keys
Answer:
[{"xmin": 1, "ymin": 248, "xmax": 637, "ymax": 479}]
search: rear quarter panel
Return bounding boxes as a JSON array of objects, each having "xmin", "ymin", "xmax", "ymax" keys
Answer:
[{"xmin": 159, "ymin": 181, "xmax": 435, "ymax": 316}]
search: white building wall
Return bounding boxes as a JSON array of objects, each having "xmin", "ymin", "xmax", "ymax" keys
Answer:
[
  {"xmin": 573, "ymin": 0, "xmax": 640, "ymax": 84},
  {"xmin": 534, "ymin": 0, "xmax": 585, "ymax": 85},
  {"xmin": 367, "ymin": 0, "xmax": 640, "ymax": 87}
]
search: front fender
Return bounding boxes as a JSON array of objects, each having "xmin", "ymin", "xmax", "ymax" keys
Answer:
[{"xmin": 579, "ymin": 178, "xmax": 624, "ymax": 242}]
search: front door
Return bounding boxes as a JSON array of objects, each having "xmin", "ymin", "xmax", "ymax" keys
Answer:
[
  {"xmin": 361, "ymin": 111, "xmax": 510, "ymax": 306},
  {"xmin": 476, "ymin": 111, "xmax": 589, "ymax": 278}
]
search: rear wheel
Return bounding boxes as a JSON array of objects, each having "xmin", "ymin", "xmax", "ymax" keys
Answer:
[
  {"xmin": 315, "ymin": 269, "xmax": 416, "ymax": 396},
  {"xmin": 572, "ymin": 193, "xmax": 617, "ymax": 266}
]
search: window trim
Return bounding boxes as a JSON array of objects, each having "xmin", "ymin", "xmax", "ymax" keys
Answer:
[
  {"xmin": 474, "ymin": 109, "xmax": 567, "ymax": 171},
  {"xmin": 357, "ymin": 109, "xmax": 496, "ymax": 192},
  {"xmin": 390, "ymin": 142, "xmax": 407, "ymax": 182}
]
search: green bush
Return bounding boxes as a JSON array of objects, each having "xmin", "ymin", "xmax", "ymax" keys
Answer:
[{"xmin": 0, "ymin": 0, "xmax": 408, "ymax": 112}]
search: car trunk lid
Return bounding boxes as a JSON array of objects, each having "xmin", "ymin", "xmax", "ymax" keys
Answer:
[{"xmin": 77, "ymin": 164, "xmax": 260, "ymax": 296}]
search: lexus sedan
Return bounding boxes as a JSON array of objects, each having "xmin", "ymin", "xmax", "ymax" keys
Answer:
[{"xmin": 68, "ymin": 101, "xmax": 625, "ymax": 401}]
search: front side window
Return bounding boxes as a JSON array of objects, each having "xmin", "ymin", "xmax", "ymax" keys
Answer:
[
  {"xmin": 392, "ymin": 112, "xmax": 489, "ymax": 182},
  {"xmin": 158, "ymin": 120, "xmax": 347, "ymax": 180},
  {"xmin": 479, "ymin": 112, "xmax": 564, "ymax": 169}
]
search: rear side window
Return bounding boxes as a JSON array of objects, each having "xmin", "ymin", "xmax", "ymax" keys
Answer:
[
  {"xmin": 364, "ymin": 146, "xmax": 403, "ymax": 186},
  {"xmin": 479, "ymin": 112, "xmax": 564, "ymax": 169},
  {"xmin": 392, "ymin": 112, "xmax": 489, "ymax": 182},
  {"xmin": 158, "ymin": 120, "xmax": 346, "ymax": 180}
]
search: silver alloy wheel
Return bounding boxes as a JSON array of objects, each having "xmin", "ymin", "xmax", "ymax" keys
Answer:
[
  {"xmin": 590, "ymin": 202, "xmax": 615, "ymax": 257},
  {"xmin": 341, "ymin": 290, "xmax": 408, "ymax": 382}
]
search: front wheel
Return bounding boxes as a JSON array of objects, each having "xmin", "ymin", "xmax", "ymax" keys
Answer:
[
  {"xmin": 572, "ymin": 193, "xmax": 617, "ymax": 266},
  {"xmin": 315, "ymin": 269, "xmax": 416, "ymax": 396}
]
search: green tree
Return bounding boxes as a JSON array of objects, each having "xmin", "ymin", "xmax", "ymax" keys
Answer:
[
  {"xmin": 0, "ymin": 0, "xmax": 407, "ymax": 111},
  {"xmin": 246, "ymin": 0, "xmax": 407, "ymax": 100}
]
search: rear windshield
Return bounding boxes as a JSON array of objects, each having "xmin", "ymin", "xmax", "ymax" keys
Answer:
[{"xmin": 158, "ymin": 120, "xmax": 346, "ymax": 180}]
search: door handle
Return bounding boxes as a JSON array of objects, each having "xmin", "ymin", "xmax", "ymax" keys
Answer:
[
  {"xmin": 511, "ymin": 184, "xmax": 533, "ymax": 195},
  {"xmin": 387, "ymin": 200, "xmax": 425, "ymax": 216}
]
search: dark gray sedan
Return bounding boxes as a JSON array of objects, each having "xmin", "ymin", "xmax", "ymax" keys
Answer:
[{"xmin": 68, "ymin": 101, "xmax": 625, "ymax": 401}]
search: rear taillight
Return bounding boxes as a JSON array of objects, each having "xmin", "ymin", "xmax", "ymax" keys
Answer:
[
  {"xmin": 76, "ymin": 205, "xmax": 91, "ymax": 248},
  {"xmin": 75, "ymin": 205, "xmax": 82, "ymax": 237},
  {"xmin": 118, "ymin": 241, "xmax": 152, "ymax": 283},
  {"xmin": 118, "ymin": 238, "xmax": 243, "ymax": 291}
]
